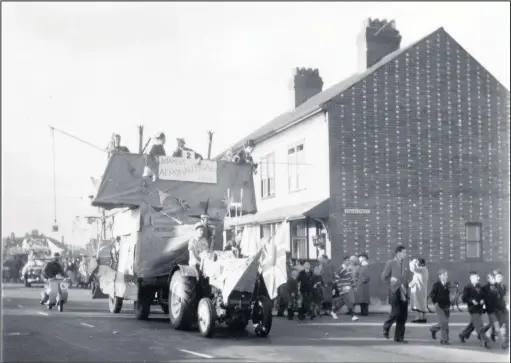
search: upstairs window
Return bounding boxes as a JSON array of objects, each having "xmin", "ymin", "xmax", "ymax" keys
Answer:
[
  {"xmin": 260, "ymin": 153, "xmax": 275, "ymax": 198},
  {"xmin": 465, "ymin": 222, "xmax": 482, "ymax": 259},
  {"xmin": 288, "ymin": 143, "xmax": 305, "ymax": 192}
]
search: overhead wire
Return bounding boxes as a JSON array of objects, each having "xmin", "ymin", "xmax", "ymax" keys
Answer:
[{"xmin": 49, "ymin": 125, "xmax": 108, "ymax": 154}]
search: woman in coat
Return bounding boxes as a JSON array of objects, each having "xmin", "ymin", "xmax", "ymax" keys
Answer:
[
  {"xmin": 409, "ymin": 257, "xmax": 429, "ymax": 323},
  {"xmin": 355, "ymin": 253, "xmax": 371, "ymax": 316}
]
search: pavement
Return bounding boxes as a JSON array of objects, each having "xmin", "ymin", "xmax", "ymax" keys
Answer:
[{"xmin": 1, "ymin": 282, "xmax": 509, "ymax": 362}]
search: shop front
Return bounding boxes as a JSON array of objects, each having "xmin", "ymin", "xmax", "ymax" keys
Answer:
[{"xmin": 224, "ymin": 198, "xmax": 330, "ymax": 261}]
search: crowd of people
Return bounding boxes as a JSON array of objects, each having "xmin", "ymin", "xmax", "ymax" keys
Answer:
[
  {"xmin": 276, "ymin": 253, "xmax": 371, "ymax": 321},
  {"xmin": 3, "ymin": 248, "xmax": 90, "ymax": 289},
  {"xmin": 273, "ymin": 245, "xmax": 509, "ymax": 351},
  {"xmin": 277, "ymin": 253, "xmax": 370, "ymax": 321},
  {"xmin": 63, "ymin": 256, "xmax": 90, "ymax": 288}
]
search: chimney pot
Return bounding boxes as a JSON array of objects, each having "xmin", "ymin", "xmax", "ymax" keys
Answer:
[
  {"xmin": 293, "ymin": 67, "xmax": 323, "ymax": 108},
  {"xmin": 358, "ymin": 17, "xmax": 402, "ymax": 72}
]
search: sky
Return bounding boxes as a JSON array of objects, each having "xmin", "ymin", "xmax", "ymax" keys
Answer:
[{"xmin": 2, "ymin": 1, "xmax": 510, "ymax": 247}]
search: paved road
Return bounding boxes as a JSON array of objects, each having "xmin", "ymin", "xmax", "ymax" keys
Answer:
[{"xmin": 2, "ymin": 283, "xmax": 508, "ymax": 362}]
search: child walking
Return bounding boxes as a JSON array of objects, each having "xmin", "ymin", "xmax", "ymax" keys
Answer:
[
  {"xmin": 482, "ymin": 271, "xmax": 509, "ymax": 349},
  {"xmin": 331, "ymin": 257, "xmax": 359, "ymax": 321},
  {"xmin": 429, "ymin": 269, "xmax": 451, "ymax": 345},
  {"xmin": 459, "ymin": 271, "xmax": 491, "ymax": 349}
]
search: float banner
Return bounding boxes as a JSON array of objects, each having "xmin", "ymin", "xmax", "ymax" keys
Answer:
[
  {"xmin": 158, "ymin": 157, "xmax": 217, "ymax": 184},
  {"xmin": 92, "ymin": 153, "xmax": 256, "ymax": 214}
]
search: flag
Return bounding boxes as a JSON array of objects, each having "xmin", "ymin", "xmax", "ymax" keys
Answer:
[
  {"xmin": 157, "ymin": 189, "xmax": 170, "ymax": 205},
  {"xmin": 46, "ymin": 238, "xmax": 65, "ymax": 255},
  {"xmin": 259, "ymin": 219, "xmax": 289, "ymax": 299}
]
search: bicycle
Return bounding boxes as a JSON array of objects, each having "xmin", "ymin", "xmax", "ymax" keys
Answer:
[{"xmin": 427, "ymin": 281, "xmax": 464, "ymax": 313}]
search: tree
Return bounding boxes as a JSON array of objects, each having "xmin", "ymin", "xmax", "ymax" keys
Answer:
[{"xmin": 30, "ymin": 229, "xmax": 40, "ymax": 237}]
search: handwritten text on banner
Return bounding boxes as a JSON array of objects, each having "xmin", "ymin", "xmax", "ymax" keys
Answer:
[{"xmin": 158, "ymin": 157, "xmax": 218, "ymax": 184}]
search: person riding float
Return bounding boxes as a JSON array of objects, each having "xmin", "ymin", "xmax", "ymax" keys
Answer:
[{"xmin": 172, "ymin": 137, "xmax": 203, "ymax": 161}]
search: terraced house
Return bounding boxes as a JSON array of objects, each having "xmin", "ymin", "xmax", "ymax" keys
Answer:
[{"xmin": 218, "ymin": 19, "xmax": 510, "ymax": 294}]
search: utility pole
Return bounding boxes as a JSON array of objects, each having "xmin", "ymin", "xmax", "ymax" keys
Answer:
[
  {"xmin": 137, "ymin": 125, "xmax": 144, "ymax": 154},
  {"xmin": 207, "ymin": 131, "xmax": 214, "ymax": 160}
]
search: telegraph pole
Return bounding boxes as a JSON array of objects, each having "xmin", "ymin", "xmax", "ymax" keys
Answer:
[{"xmin": 137, "ymin": 125, "xmax": 144, "ymax": 154}]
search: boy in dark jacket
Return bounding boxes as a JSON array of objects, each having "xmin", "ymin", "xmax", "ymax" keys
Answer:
[
  {"xmin": 285, "ymin": 270, "xmax": 300, "ymax": 320},
  {"xmin": 482, "ymin": 272, "xmax": 508, "ymax": 349},
  {"xmin": 459, "ymin": 271, "xmax": 491, "ymax": 348},
  {"xmin": 429, "ymin": 269, "xmax": 451, "ymax": 345},
  {"xmin": 297, "ymin": 262, "xmax": 315, "ymax": 319},
  {"xmin": 494, "ymin": 270, "xmax": 509, "ymax": 348}
]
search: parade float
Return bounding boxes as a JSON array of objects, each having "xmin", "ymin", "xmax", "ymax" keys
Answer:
[{"xmin": 90, "ymin": 152, "xmax": 287, "ymax": 337}]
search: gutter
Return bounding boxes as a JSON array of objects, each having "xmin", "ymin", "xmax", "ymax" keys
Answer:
[
  {"xmin": 256, "ymin": 106, "xmax": 324, "ymax": 145},
  {"xmin": 223, "ymin": 106, "xmax": 325, "ymax": 158}
]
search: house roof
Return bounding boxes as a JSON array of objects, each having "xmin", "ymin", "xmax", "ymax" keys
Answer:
[{"xmin": 215, "ymin": 27, "xmax": 444, "ymax": 160}]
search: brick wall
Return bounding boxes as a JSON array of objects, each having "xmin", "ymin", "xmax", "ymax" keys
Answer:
[{"xmin": 327, "ymin": 28, "xmax": 510, "ymax": 268}]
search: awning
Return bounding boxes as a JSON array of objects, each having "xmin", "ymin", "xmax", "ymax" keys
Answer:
[{"xmin": 224, "ymin": 198, "xmax": 329, "ymax": 229}]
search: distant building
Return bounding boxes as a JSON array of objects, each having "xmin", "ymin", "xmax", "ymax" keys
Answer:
[{"xmin": 219, "ymin": 19, "xmax": 510, "ymax": 292}]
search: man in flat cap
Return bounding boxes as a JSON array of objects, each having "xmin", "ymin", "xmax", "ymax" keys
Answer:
[
  {"xmin": 188, "ymin": 224, "xmax": 210, "ymax": 268},
  {"xmin": 172, "ymin": 138, "xmax": 203, "ymax": 161}
]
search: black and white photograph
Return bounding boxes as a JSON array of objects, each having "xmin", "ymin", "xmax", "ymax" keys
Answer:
[{"xmin": 1, "ymin": 1, "xmax": 510, "ymax": 362}]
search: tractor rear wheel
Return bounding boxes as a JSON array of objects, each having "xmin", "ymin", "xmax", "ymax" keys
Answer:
[{"xmin": 168, "ymin": 272, "xmax": 197, "ymax": 330}]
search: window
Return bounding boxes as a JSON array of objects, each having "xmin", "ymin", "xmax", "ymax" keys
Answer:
[
  {"xmin": 465, "ymin": 223, "xmax": 482, "ymax": 259},
  {"xmin": 290, "ymin": 219, "xmax": 308, "ymax": 259},
  {"xmin": 260, "ymin": 223, "xmax": 279, "ymax": 239},
  {"xmin": 288, "ymin": 143, "xmax": 305, "ymax": 191},
  {"xmin": 260, "ymin": 153, "xmax": 275, "ymax": 198}
]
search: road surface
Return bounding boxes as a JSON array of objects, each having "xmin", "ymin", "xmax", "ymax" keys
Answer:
[{"xmin": 2, "ymin": 283, "xmax": 508, "ymax": 362}]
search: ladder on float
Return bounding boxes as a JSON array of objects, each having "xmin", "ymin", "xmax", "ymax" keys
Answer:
[{"xmin": 226, "ymin": 188, "xmax": 243, "ymax": 234}]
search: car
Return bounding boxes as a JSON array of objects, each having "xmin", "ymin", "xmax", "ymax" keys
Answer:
[{"xmin": 22, "ymin": 261, "xmax": 45, "ymax": 287}]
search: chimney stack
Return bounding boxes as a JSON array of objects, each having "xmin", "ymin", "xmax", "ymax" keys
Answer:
[
  {"xmin": 293, "ymin": 67, "xmax": 323, "ymax": 108},
  {"xmin": 357, "ymin": 18, "xmax": 402, "ymax": 72}
]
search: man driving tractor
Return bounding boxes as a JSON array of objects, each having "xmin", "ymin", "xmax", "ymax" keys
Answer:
[
  {"xmin": 188, "ymin": 224, "xmax": 211, "ymax": 268},
  {"xmin": 40, "ymin": 253, "xmax": 68, "ymax": 305}
]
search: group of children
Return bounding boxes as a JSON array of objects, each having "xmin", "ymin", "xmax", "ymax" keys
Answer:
[
  {"xmin": 276, "ymin": 254, "xmax": 364, "ymax": 321},
  {"xmin": 430, "ymin": 269, "xmax": 509, "ymax": 349}
]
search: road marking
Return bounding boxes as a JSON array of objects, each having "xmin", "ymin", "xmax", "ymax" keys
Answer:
[
  {"xmin": 17, "ymin": 304, "xmax": 23, "ymax": 308},
  {"xmin": 42, "ymin": 327, "xmax": 97, "ymax": 351},
  {"xmin": 178, "ymin": 349, "xmax": 214, "ymax": 359},
  {"xmin": 37, "ymin": 311, "xmax": 49, "ymax": 316},
  {"xmin": 5, "ymin": 332, "xmax": 29, "ymax": 336},
  {"xmin": 306, "ymin": 337, "xmax": 433, "ymax": 342},
  {"xmin": 302, "ymin": 322, "xmax": 469, "ymax": 327},
  {"xmin": 80, "ymin": 323, "xmax": 95, "ymax": 328},
  {"xmin": 7, "ymin": 298, "xmax": 12, "ymax": 301}
]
